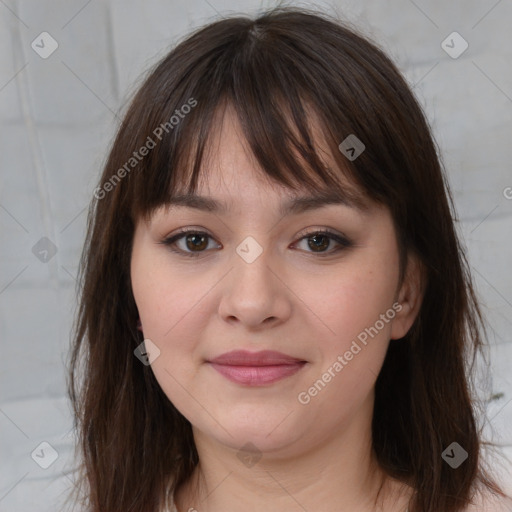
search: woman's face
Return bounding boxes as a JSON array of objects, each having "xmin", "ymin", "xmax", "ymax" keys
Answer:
[{"xmin": 130, "ymin": 106, "xmax": 421, "ymax": 458}]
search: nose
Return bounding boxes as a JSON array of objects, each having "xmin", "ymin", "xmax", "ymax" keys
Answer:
[{"xmin": 217, "ymin": 240, "xmax": 292, "ymax": 329}]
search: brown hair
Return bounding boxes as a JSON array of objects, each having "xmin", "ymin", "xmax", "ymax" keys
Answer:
[{"xmin": 65, "ymin": 6, "xmax": 506, "ymax": 512}]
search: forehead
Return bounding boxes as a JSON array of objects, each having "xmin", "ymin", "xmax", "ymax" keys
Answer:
[
  {"xmin": 168, "ymin": 105, "xmax": 371, "ymax": 213},
  {"xmin": 159, "ymin": 187, "xmax": 372, "ymax": 218},
  {"xmin": 138, "ymin": 96, "xmax": 380, "ymax": 228}
]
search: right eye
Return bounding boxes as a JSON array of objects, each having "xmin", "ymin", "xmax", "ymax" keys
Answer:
[{"xmin": 159, "ymin": 229, "xmax": 221, "ymax": 257}]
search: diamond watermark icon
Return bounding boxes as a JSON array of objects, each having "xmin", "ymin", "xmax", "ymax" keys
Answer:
[
  {"xmin": 31, "ymin": 32, "xmax": 59, "ymax": 59},
  {"xmin": 338, "ymin": 134, "xmax": 365, "ymax": 161},
  {"xmin": 237, "ymin": 442, "xmax": 262, "ymax": 468},
  {"xmin": 31, "ymin": 441, "xmax": 59, "ymax": 469},
  {"xmin": 236, "ymin": 236, "xmax": 263, "ymax": 264},
  {"xmin": 134, "ymin": 339, "xmax": 161, "ymax": 366},
  {"xmin": 441, "ymin": 441, "xmax": 468, "ymax": 469},
  {"xmin": 441, "ymin": 32, "xmax": 468, "ymax": 59},
  {"xmin": 32, "ymin": 237, "xmax": 58, "ymax": 262}
]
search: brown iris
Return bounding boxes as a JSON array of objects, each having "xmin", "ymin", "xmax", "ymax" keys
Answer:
[
  {"xmin": 185, "ymin": 233, "xmax": 208, "ymax": 252},
  {"xmin": 307, "ymin": 234, "xmax": 330, "ymax": 252}
]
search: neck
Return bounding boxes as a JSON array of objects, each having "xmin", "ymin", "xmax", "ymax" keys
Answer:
[{"xmin": 174, "ymin": 396, "xmax": 411, "ymax": 512}]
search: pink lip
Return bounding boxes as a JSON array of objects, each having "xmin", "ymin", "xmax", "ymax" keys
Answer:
[{"xmin": 206, "ymin": 350, "xmax": 307, "ymax": 386}]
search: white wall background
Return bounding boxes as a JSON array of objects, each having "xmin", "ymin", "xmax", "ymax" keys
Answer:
[{"xmin": 0, "ymin": 0, "xmax": 511, "ymax": 510}]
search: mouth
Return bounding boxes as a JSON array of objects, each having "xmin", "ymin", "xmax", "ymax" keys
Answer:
[{"xmin": 206, "ymin": 350, "xmax": 307, "ymax": 386}]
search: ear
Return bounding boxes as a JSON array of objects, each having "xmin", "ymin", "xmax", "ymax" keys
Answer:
[{"xmin": 390, "ymin": 252, "xmax": 426, "ymax": 340}]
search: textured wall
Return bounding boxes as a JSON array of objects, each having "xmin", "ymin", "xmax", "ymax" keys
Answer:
[{"xmin": 1, "ymin": 0, "xmax": 511, "ymax": 509}]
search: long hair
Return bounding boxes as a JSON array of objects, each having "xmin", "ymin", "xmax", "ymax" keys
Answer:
[{"xmin": 65, "ymin": 7, "xmax": 505, "ymax": 511}]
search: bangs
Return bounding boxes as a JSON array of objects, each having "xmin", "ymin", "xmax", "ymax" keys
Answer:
[
  {"xmin": 125, "ymin": 16, "xmax": 387, "ymax": 225},
  {"xmin": 137, "ymin": 99, "xmax": 369, "ymax": 224}
]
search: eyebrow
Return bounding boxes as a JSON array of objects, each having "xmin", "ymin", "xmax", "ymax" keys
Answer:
[{"xmin": 162, "ymin": 190, "xmax": 370, "ymax": 216}]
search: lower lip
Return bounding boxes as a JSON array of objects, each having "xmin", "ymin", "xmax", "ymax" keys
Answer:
[{"xmin": 207, "ymin": 362, "xmax": 306, "ymax": 386}]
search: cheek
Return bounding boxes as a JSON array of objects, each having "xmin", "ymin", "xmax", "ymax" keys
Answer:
[
  {"xmin": 131, "ymin": 250, "xmax": 219, "ymax": 379},
  {"xmin": 298, "ymin": 267, "xmax": 396, "ymax": 425},
  {"xmin": 307, "ymin": 264, "xmax": 398, "ymax": 346},
  {"xmin": 131, "ymin": 256, "xmax": 168, "ymax": 334},
  {"xmin": 298, "ymin": 251, "xmax": 400, "ymax": 405},
  {"xmin": 131, "ymin": 246, "xmax": 196, "ymax": 336},
  {"xmin": 131, "ymin": 252, "xmax": 207, "ymax": 410}
]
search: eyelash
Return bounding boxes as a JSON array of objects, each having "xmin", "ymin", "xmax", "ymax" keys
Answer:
[{"xmin": 159, "ymin": 228, "xmax": 352, "ymax": 258}]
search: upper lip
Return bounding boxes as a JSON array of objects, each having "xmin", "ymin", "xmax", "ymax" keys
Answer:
[{"xmin": 207, "ymin": 350, "xmax": 306, "ymax": 366}]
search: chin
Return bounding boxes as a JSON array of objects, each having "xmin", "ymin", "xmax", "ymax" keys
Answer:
[{"xmin": 211, "ymin": 420, "xmax": 302, "ymax": 455}]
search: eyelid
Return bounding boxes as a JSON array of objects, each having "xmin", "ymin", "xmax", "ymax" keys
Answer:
[
  {"xmin": 158, "ymin": 227, "xmax": 221, "ymax": 257},
  {"xmin": 159, "ymin": 227, "xmax": 352, "ymax": 257}
]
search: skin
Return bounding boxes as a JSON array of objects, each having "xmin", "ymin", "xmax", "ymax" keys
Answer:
[{"xmin": 130, "ymin": 104, "xmax": 425, "ymax": 512}]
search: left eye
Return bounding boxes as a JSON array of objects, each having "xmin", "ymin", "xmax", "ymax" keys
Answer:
[
  {"xmin": 293, "ymin": 230, "xmax": 351, "ymax": 254},
  {"xmin": 160, "ymin": 229, "xmax": 351, "ymax": 257}
]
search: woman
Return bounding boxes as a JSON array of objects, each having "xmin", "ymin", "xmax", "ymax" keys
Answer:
[{"xmin": 66, "ymin": 7, "xmax": 511, "ymax": 512}]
